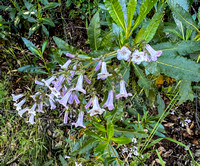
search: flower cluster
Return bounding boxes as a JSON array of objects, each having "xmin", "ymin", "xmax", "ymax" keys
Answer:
[
  {"xmin": 117, "ymin": 44, "xmax": 162, "ymax": 64},
  {"xmin": 12, "ymin": 44, "xmax": 162, "ymax": 126}
]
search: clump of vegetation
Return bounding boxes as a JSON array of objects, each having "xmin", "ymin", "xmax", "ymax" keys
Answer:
[{"xmin": 1, "ymin": 0, "xmax": 200, "ymax": 165}]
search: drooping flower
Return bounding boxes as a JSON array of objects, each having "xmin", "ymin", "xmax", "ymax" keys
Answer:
[
  {"xmin": 145, "ymin": 44, "xmax": 162, "ymax": 61},
  {"xmin": 64, "ymin": 111, "xmax": 68, "ymax": 124},
  {"xmin": 36, "ymin": 102, "xmax": 44, "ymax": 113},
  {"xmin": 30, "ymin": 92, "xmax": 41, "ymax": 101},
  {"xmin": 97, "ymin": 62, "xmax": 112, "ymax": 80},
  {"xmin": 94, "ymin": 60, "xmax": 102, "ymax": 71},
  {"xmin": 48, "ymin": 93, "xmax": 56, "ymax": 110},
  {"xmin": 73, "ymin": 75, "xmax": 86, "ymax": 94},
  {"xmin": 88, "ymin": 96, "xmax": 105, "ymax": 116},
  {"xmin": 12, "ymin": 93, "xmax": 24, "ymax": 102},
  {"xmin": 54, "ymin": 75, "xmax": 65, "ymax": 91},
  {"xmin": 116, "ymin": 80, "xmax": 132, "ymax": 99},
  {"xmin": 72, "ymin": 111, "xmax": 86, "ymax": 128},
  {"xmin": 84, "ymin": 75, "xmax": 91, "ymax": 84},
  {"xmin": 18, "ymin": 107, "xmax": 28, "ymax": 117},
  {"xmin": 66, "ymin": 53, "xmax": 75, "ymax": 58},
  {"xmin": 35, "ymin": 80, "xmax": 44, "ymax": 86},
  {"xmin": 56, "ymin": 89, "xmax": 73, "ymax": 109},
  {"xmin": 42, "ymin": 76, "xmax": 56, "ymax": 87},
  {"xmin": 75, "ymin": 162, "xmax": 82, "ymax": 166},
  {"xmin": 14, "ymin": 98, "xmax": 26, "ymax": 111},
  {"xmin": 60, "ymin": 59, "xmax": 72, "ymax": 69},
  {"xmin": 117, "ymin": 46, "xmax": 131, "ymax": 61},
  {"xmin": 73, "ymin": 93, "xmax": 80, "ymax": 104},
  {"xmin": 27, "ymin": 113, "xmax": 35, "ymax": 125},
  {"xmin": 85, "ymin": 98, "xmax": 93, "ymax": 109},
  {"xmin": 103, "ymin": 90, "xmax": 114, "ymax": 110},
  {"xmin": 131, "ymin": 50, "xmax": 147, "ymax": 64},
  {"xmin": 28, "ymin": 103, "xmax": 37, "ymax": 114}
]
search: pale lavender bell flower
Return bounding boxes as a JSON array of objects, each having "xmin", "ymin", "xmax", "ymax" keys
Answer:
[
  {"xmin": 35, "ymin": 80, "xmax": 44, "ymax": 86},
  {"xmin": 54, "ymin": 75, "xmax": 65, "ymax": 91},
  {"xmin": 49, "ymin": 99, "xmax": 56, "ymax": 110},
  {"xmin": 42, "ymin": 76, "xmax": 56, "ymax": 87},
  {"xmin": 14, "ymin": 98, "xmax": 26, "ymax": 111},
  {"xmin": 73, "ymin": 93, "xmax": 80, "ymax": 104},
  {"xmin": 94, "ymin": 60, "xmax": 102, "ymax": 71},
  {"xmin": 36, "ymin": 102, "xmax": 44, "ymax": 113},
  {"xmin": 103, "ymin": 90, "xmax": 114, "ymax": 110},
  {"xmin": 85, "ymin": 98, "xmax": 93, "ymax": 109},
  {"xmin": 60, "ymin": 59, "xmax": 72, "ymax": 69},
  {"xmin": 27, "ymin": 113, "xmax": 35, "ymax": 125},
  {"xmin": 64, "ymin": 111, "xmax": 68, "ymax": 124},
  {"xmin": 145, "ymin": 44, "xmax": 162, "ymax": 61},
  {"xmin": 131, "ymin": 50, "xmax": 147, "ymax": 64},
  {"xmin": 97, "ymin": 62, "xmax": 112, "ymax": 80},
  {"xmin": 116, "ymin": 80, "xmax": 132, "ymax": 99},
  {"xmin": 73, "ymin": 75, "xmax": 86, "ymax": 94},
  {"xmin": 117, "ymin": 46, "xmax": 131, "ymax": 61},
  {"xmin": 88, "ymin": 96, "xmax": 105, "ymax": 116},
  {"xmin": 56, "ymin": 89, "xmax": 73, "ymax": 109},
  {"xmin": 12, "ymin": 93, "xmax": 24, "ymax": 102},
  {"xmin": 66, "ymin": 53, "xmax": 75, "ymax": 58},
  {"xmin": 84, "ymin": 75, "xmax": 91, "ymax": 84},
  {"xmin": 18, "ymin": 107, "xmax": 28, "ymax": 117},
  {"xmin": 28, "ymin": 103, "xmax": 37, "ymax": 114},
  {"xmin": 72, "ymin": 111, "xmax": 86, "ymax": 128}
]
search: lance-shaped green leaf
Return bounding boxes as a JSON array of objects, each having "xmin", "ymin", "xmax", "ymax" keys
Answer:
[
  {"xmin": 53, "ymin": 36, "xmax": 68, "ymax": 50},
  {"xmin": 22, "ymin": 37, "xmax": 41, "ymax": 57},
  {"xmin": 107, "ymin": 121, "xmax": 114, "ymax": 140},
  {"xmin": 178, "ymin": 80, "xmax": 194, "ymax": 104},
  {"xmin": 167, "ymin": 0, "xmax": 199, "ymax": 32},
  {"xmin": 18, "ymin": 65, "xmax": 47, "ymax": 74},
  {"xmin": 156, "ymin": 54, "xmax": 200, "ymax": 82},
  {"xmin": 129, "ymin": 0, "xmax": 157, "ymax": 36},
  {"xmin": 114, "ymin": 128, "xmax": 148, "ymax": 138},
  {"xmin": 100, "ymin": 31, "xmax": 115, "ymax": 49},
  {"xmin": 133, "ymin": 64, "xmax": 152, "ymax": 96},
  {"xmin": 87, "ymin": 12, "xmax": 101, "ymax": 50},
  {"xmin": 127, "ymin": 0, "xmax": 137, "ymax": 32},
  {"xmin": 153, "ymin": 41, "xmax": 200, "ymax": 56},
  {"xmin": 104, "ymin": 0, "xmax": 126, "ymax": 31},
  {"xmin": 95, "ymin": 142, "xmax": 108, "ymax": 154},
  {"xmin": 136, "ymin": 7, "xmax": 164, "ymax": 43},
  {"xmin": 111, "ymin": 137, "xmax": 131, "ymax": 144},
  {"xmin": 157, "ymin": 94, "xmax": 165, "ymax": 116}
]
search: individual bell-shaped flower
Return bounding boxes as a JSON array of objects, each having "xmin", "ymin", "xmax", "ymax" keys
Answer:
[
  {"xmin": 103, "ymin": 90, "xmax": 114, "ymax": 110},
  {"xmin": 97, "ymin": 62, "xmax": 112, "ymax": 80},
  {"xmin": 60, "ymin": 59, "xmax": 72, "ymax": 69},
  {"xmin": 85, "ymin": 98, "xmax": 93, "ymax": 109},
  {"xmin": 42, "ymin": 76, "xmax": 56, "ymax": 87},
  {"xmin": 12, "ymin": 93, "xmax": 24, "ymax": 102},
  {"xmin": 28, "ymin": 103, "xmax": 37, "ymax": 114},
  {"xmin": 27, "ymin": 113, "xmax": 35, "ymax": 125},
  {"xmin": 54, "ymin": 75, "xmax": 65, "ymax": 91},
  {"xmin": 117, "ymin": 46, "xmax": 131, "ymax": 61},
  {"xmin": 84, "ymin": 75, "xmax": 91, "ymax": 84},
  {"xmin": 14, "ymin": 98, "xmax": 26, "ymax": 111},
  {"xmin": 116, "ymin": 80, "xmax": 132, "ymax": 99},
  {"xmin": 66, "ymin": 53, "xmax": 75, "ymax": 58},
  {"xmin": 145, "ymin": 44, "xmax": 162, "ymax": 61},
  {"xmin": 36, "ymin": 102, "xmax": 44, "ymax": 113},
  {"xmin": 88, "ymin": 96, "xmax": 105, "ymax": 116},
  {"xmin": 94, "ymin": 60, "xmax": 102, "ymax": 71},
  {"xmin": 56, "ymin": 89, "xmax": 73, "ymax": 109},
  {"xmin": 35, "ymin": 80, "xmax": 44, "ymax": 86},
  {"xmin": 131, "ymin": 50, "xmax": 147, "ymax": 64},
  {"xmin": 73, "ymin": 75, "xmax": 86, "ymax": 94},
  {"xmin": 18, "ymin": 107, "xmax": 28, "ymax": 117},
  {"xmin": 72, "ymin": 111, "xmax": 86, "ymax": 128},
  {"xmin": 64, "ymin": 111, "xmax": 68, "ymax": 124}
]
